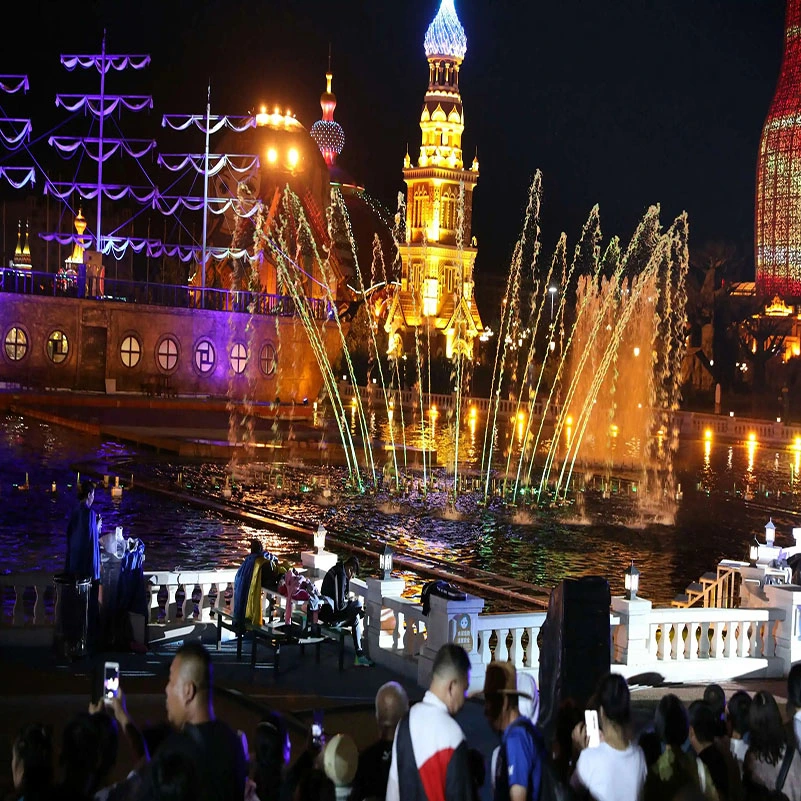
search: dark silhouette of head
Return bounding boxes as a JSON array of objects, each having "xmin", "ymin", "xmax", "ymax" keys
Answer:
[
  {"xmin": 595, "ymin": 673, "xmax": 631, "ymax": 729},
  {"xmin": 655, "ymin": 693, "xmax": 689, "ymax": 748},
  {"xmin": 748, "ymin": 691, "xmax": 787, "ymax": 766},
  {"xmin": 12, "ymin": 724, "xmax": 53, "ymax": 799},
  {"xmin": 726, "ymin": 691, "xmax": 751, "ymax": 738},
  {"xmin": 788, "ymin": 662, "xmax": 801, "ymax": 713}
]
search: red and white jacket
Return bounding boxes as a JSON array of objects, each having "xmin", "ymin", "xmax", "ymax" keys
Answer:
[{"xmin": 386, "ymin": 690, "xmax": 472, "ymax": 801}]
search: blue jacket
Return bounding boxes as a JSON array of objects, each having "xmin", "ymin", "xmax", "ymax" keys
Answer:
[{"xmin": 65, "ymin": 503, "xmax": 100, "ymax": 580}]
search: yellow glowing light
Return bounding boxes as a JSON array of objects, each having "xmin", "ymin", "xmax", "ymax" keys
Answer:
[
  {"xmin": 350, "ymin": 397, "xmax": 357, "ymax": 407},
  {"xmin": 287, "ymin": 148, "xmax": 299, "ymax": 168},
  {"xmin": 795, "ymin": 436, "xmax": 801, "ymax": 451},
  {"xmin": 748, "ymin": 432, "xmax": 757, "ymax": 443},
  {"xmin": 633, "ymin": 346, "xmax": 640, "ymax": 357},
  {"xmin": 704, "ymin": 429, "xmax": 713, "ymax": 441},
  {"xmin": 469, "ymin": 406, "xmax": 477, "ymax": 418},
  {"xmin": 566, "ymin": 415, "xmax": 573, "ymax": 426},
  {"xmin": 267, "ymin": 147, "xmax": 278, "ymax": 164},
  {"xmin": 430, "ymin": 405, "xmax": 438, "ymax": 417},
  {"xmin": 610, "ymin": 424, "xmax": 619, "ymax": 438},
  {"xmin": 517, "ymin": 411, "xmax": 526, "ymax": 423},
  {"xmin": 704, "ymin": 439, "xmax": 711, "ymax": 466}
]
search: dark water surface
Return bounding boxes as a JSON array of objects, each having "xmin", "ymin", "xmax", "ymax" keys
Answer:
[{"xmin": 2, "ymin": 413, "xmax": 799, "ymax": 607}]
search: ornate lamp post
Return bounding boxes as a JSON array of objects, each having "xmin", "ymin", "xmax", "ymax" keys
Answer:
[
  {"xmin": 379, "ymin": 543, "xmax": 394, "ymax": 581},
  {"xmin": 624, "ymin": 560, "xmax": 640, "ymax": 601},
  {"xmin": 314, "ymin": 523, "xmax": 327, "ymax": 554}
]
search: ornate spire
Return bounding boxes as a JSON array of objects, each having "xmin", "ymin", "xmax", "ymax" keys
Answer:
[
  {"xmin": 67, "ymin": 208, "xmax": 87, "ymax": 266},
  {"xmin": 311, "ymin": 51, "xmax": 345, "ymax": 168},
  {"xmin": 424, "ymin": 0, "xmax": 467, "ymax": 61}
]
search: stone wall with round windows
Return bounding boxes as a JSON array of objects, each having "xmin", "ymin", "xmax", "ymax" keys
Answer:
[{"xmin": 0, "ymin": 294, "xmax": 335, "ymax": 400}]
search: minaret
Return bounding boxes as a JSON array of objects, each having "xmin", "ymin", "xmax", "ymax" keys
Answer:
[
  {"xmin": 388, "ymin": 0, "xmax": 482, "ymax": 361},
  {"xmin": 755, "ymin": 0, "xmax": 801, "ymax": 298},
  {"xmin": 310, "ymin": 52, "xmax": 345, "ymax": 168},
  {"xmin": 66, "ymin": 208, "xmax": 88, "ymax": 269},
  {"xmin": 11, "ymin": 221, "xmax": 32, "ymax": 269}
]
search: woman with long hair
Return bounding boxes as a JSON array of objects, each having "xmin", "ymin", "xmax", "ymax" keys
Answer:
[{"xmin": 744, "ymin": 691, "xmax": 801, "ymax": 800}]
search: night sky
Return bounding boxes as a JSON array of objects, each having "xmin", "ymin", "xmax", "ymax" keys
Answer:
[{"xmin": 3, "ymin": 0, "xmax": 788, "ymax": 280}]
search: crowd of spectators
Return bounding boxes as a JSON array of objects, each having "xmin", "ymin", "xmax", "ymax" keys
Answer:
[{"xmin": 9, "ymin": 642, "xmax": 801, "ymax": 801}]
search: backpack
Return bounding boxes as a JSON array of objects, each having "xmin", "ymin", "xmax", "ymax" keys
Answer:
[
  {"xmin": 420, "ymin": 580, "xmax": 466, "ymax": 616},
  {"xmin": 498, "ymin": 717, "xmax": 576, "ymax": 801}
]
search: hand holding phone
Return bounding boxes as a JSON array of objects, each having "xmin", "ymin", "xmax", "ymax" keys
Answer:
[
  {"xmin": 585, "ymin": 709, "xmax": 600, "ymax": 748},
  {"xmin": 103, "ymin": 661, "xmax": 120, "ymax": 702}
]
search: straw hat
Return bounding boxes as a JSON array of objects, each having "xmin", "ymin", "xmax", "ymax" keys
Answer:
[
  {"xmin": 480, "ymin": 661, "xmax": 534, "ymax": 699},
  {"xmin": 323, "ymin": 733, "xmax": 359, "ymax": 787}
]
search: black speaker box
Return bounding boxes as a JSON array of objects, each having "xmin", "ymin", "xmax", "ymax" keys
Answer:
[{"xmin": 537, "ymin": 575, "xmax": 611, "ymax": 742}]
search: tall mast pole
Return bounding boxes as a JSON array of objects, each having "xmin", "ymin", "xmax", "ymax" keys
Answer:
[
  {"xmin": 201, "ymin": 83, "xmax": 211, "ymax": 308},
  {"xmin": 96, "ymin": 31, "xmax": 107, "ymax": 252}
]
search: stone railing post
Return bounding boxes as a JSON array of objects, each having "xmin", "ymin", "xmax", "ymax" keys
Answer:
[
  {"xmin": 365, "ymin": 577, "xmax": 406, "ymax": 658},
  {"xmin": 300, "ymin": 550, "xmax": 338, "ymax": 581},
  {"xmin": 762, "ymin": 584, "xmax": 801, "ymax": 673},
  {"xmin": 610, "ymin": 596, "xmax": 653, "ymax": 667},
  {"xmin": 417, "ymin": 593, "xmax": 485, "ymax": 692}
]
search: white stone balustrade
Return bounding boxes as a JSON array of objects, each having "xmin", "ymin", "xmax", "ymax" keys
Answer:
[
  {"xmin": 0, "ymin": 572, "xmax": 55, "ymax": 630},
  {"xmin": 612, "ymin": 603, "xmax": 785, "ymax": 682},
  {"xmin": 476, "ymin": 611, "xmax": 547, "ymax": 672},
  {"xmin": 1, "ymin": 566, "xmax": 796, "ymax": 687}
]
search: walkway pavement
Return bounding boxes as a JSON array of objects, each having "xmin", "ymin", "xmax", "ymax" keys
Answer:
[{"xmin": 0, "ymin": 627, "xmax": 791, "ymax": 801}]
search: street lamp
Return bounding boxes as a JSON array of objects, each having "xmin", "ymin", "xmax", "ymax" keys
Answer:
[
  {"xmin": 314, "ymin": 523, "xmax": 327, "ymax": 554},
  {"xmin": 765, "ymin": 518, "xmax": 776, "ymax": 548},
  {"xmin": 749, "ymin": 538, "xmax": 760, "ymax": 566},
  {"xmin": 379, "ymin": 543, "xmax": 394, "ymax": 580},
  {"xmin": 624, "ymin": 560, "xmax": 640, "ymax": 600},
  {"xmin": 548, "ymin": 286, "xmax": 558, "ymax": 320}
]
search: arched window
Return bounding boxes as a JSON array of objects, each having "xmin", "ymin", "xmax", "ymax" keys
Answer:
[
  {"xmin": 120, "ymin": 335, "xmax": 141, "ymax": 368},
  {"xmin": 47, "ymin": 330, "xmax": 69, "ymax": 364},
  {"xmin": 156, "ymin": 336, "xmax": 179, "ymax": 372},
  {"xmin": 4, "ymin": 327, "xmax": 27, "ymax": 361}
]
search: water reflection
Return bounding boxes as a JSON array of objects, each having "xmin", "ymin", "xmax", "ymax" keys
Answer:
[{"xmin": 4, "ymin": 413, "xmax": 801, "ymax": 606}]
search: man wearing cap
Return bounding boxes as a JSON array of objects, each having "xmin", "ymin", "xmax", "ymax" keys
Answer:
[
  {"xmin": 386, "ymin": 644, "xmax": 473, "ymax": 801},
  {"xmin": 320, "ymin": 556, "xmax": 374, "ymax": 667},
  {"xmin": 483, "ymin": 661, "xmax": 542, "ymax": 801}
]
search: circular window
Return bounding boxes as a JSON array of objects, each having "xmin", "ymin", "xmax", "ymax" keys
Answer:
[
  {"xmin": 157, "ymin": 336, "xmax": 179, "ymax": 372},
  {"xmin": 230, "ymin": 342, "xmax": 248, "ymax": 374},
  {"xmin": 194, "ymin": 339, "xmax": 216, "ymax": 375},
  {"xmin": 46, "ymin": 330, "xmax": 69, "ymax": 364},
  {"xmin": 120, "ymin": 335, "xmax": 141, "ymax": 368},
  {"xmin": 259, "ymin": 342, "xmax": 277, "ymax": 377},
  {"xmin": 4, "ymin": 327, "xmax": 28, "ymax": 361}
]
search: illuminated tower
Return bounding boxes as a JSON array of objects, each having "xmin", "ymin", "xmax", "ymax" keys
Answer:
[
  {"xmin": 755, "ymin": 0, "xmax": 801, "ymax": 298},
  {"xmin": 386, "ymin": 0, "xmax": 483, "ymax": 361},
  {"xmin": 310, "ymin": 62, "xmax": 345, "ymax": 168}
]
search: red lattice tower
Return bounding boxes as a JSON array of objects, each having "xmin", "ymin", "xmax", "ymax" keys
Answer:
[{"xmin": 756, "ymin": 0, "xmax": 801, "ymax": 298}]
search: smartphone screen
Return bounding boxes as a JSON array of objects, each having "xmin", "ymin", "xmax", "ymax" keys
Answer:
[
  {"xmin": 585, "ymin": 709, "xmax": 600, "ymax": 748},
  {"xmin": 103, "ymin": 661, "xmax": 120, "ymax": 700},
  {"xmin": 311, "ymin": 709, "xmax": 324, "ymax": 746}
]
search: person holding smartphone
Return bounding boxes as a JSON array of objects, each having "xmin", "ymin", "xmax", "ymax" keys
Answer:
[{"xmin": 570, "ymin": 673, "xmax": 646, "ymax": 801}]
